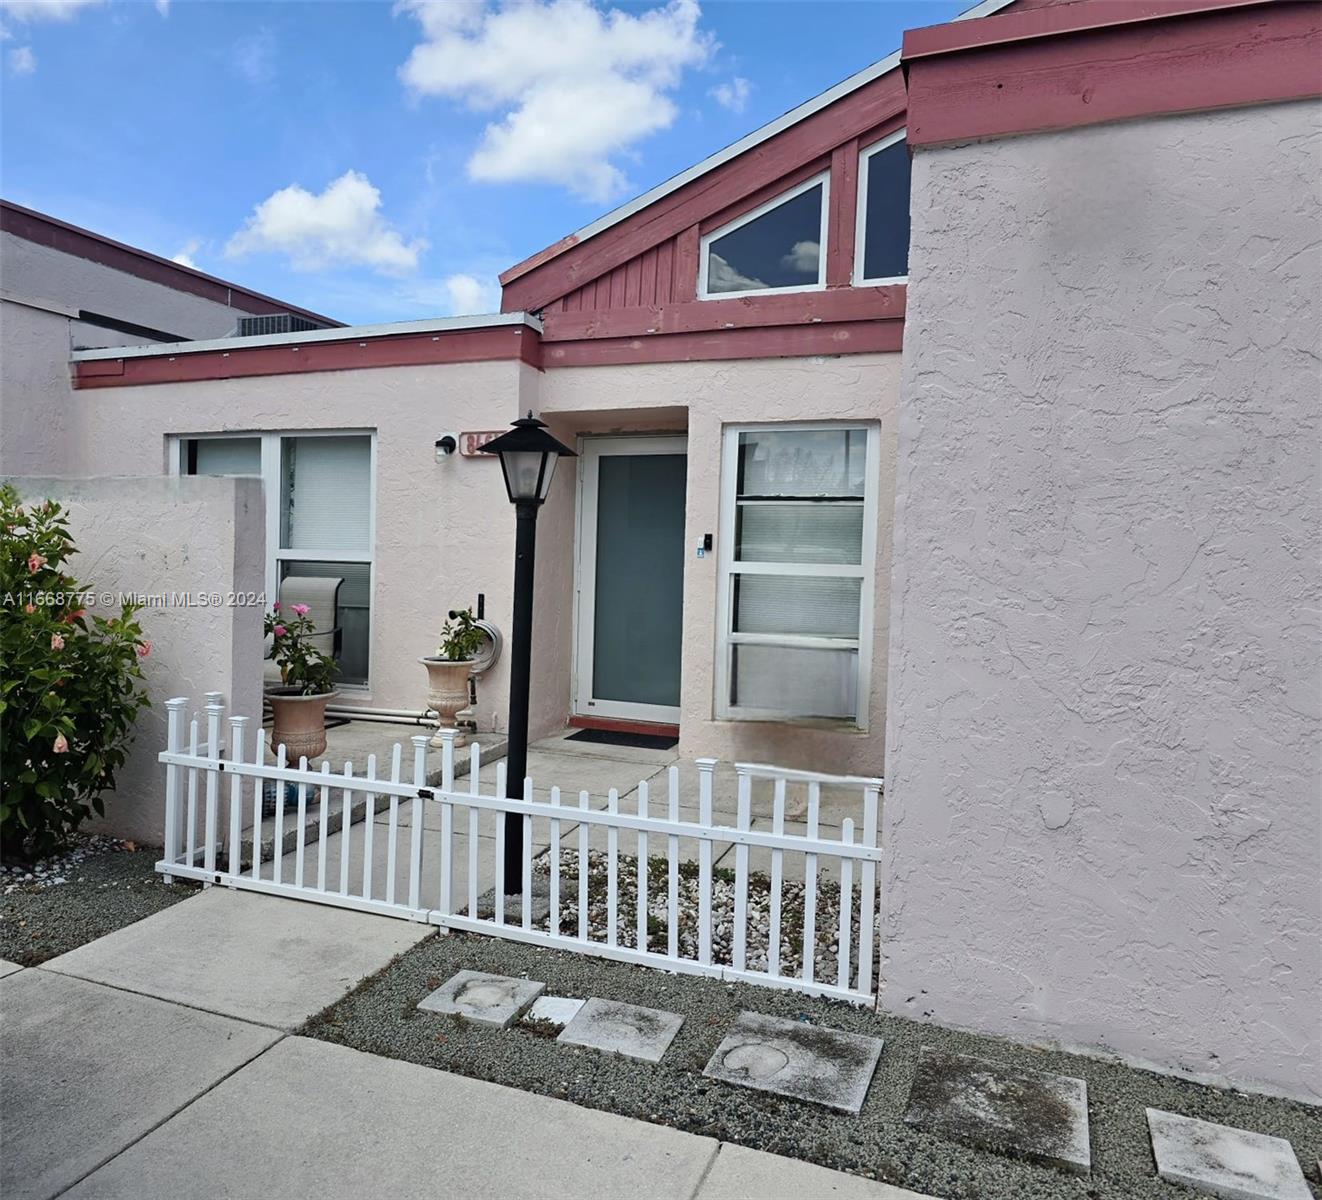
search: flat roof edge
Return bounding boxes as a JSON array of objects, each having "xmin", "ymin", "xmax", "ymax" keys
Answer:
[{"xmin": 70, "ymin": 311, "xmax": 543, "ymax": 362}]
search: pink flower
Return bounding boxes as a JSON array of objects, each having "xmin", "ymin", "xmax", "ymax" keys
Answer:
[
  {"xmin": 271, "ymin": 601, "xmax": 281, "ymax": 612},
  {"xmin": 50, "ymin": 633, "xmax": 65, "ymax": 651},
  {"xmin": 53, "ymin": 733, "xmax": 69, "ymax": 754},
  {"xmin": 272, "ymin": 624, "xmax": 287, "ymax": 637},
  {"xmin": 27, "ymin": 553, "xmax": 46, "ymax": 573},
  {"xmin": 292, "ymin": 603, "xmax": 310, "ymax": 617},
  {"xmin": 24, "ymin": 603, "xmax": 35, "ymax": 614},
  {"xmin": 137, "ymin": 640, "xmax": 151, "ymax": 658}
]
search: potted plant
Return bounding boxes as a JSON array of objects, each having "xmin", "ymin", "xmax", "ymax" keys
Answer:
[
  {"xmin": 420, "ymin": 607, "xmax": 485, "ymax": 748},
  {"xmin": 265, "ymin": 602, "xmax": 337, "ymax": 760}
]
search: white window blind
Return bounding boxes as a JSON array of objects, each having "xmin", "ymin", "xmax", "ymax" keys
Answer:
[
  {"xmin": 281, "ymin": 435, "xmax": 372, "ymax": 554},
  {"xmin": 717, "ymin": 424, "xmax": 877, "ymax": 727},
  {"xmin": 192, "ymin": 437, "xmax": 261, "ymax": 476}
]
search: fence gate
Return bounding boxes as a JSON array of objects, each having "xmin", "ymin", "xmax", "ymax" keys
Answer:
[{"xmin": 157, "ymin": 694, "xmax": 883, "ymax": 1004}]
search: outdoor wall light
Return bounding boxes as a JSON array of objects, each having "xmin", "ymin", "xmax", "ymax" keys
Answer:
[{"xmin": 435, "ymin": 434, "xmax": 458, "ymax": 461}]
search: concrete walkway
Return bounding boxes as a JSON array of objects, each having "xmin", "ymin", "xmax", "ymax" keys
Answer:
[{"xmin": 1, "ymin": 889, "xmax": 927, "ymax": 1200}]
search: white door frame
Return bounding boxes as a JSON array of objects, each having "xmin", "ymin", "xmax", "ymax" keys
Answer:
[{"xmin": 572, "ymin": 435, "xmax": 688, "ymax": 725}]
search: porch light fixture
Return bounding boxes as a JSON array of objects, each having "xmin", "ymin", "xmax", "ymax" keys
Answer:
[{"xmin": 480, "ymin": 413, "xmax": 575, "ymax": 899}]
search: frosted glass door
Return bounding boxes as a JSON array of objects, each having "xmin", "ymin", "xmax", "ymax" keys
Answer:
[{"xmin": 576, "ymin": 437, "xmax": 687, "ymax": 723}]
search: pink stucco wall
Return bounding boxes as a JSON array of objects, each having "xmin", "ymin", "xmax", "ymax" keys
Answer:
[
  {"xmin": 883, "ymin": 100, "xmax": 1322, "ymax": 1101},
  {"xmin": 56, "ymin": 350, "xmax": 901, "ymax": 774},
  {"xmin": 540, "ymin": 355, "xmax": 901, "ymax": 775},
  {"xmin": 8, "ymin": 475, "xmax": 265, "ymax": 843}
]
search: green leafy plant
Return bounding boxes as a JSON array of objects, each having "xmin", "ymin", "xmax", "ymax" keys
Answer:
[
  {"xmin": 264, "ymin": 603, "xmax": 337, "ymax": 695},
  {"xmin": 436, "ymin": 607, "xmax": 485, "ymax": 662},
  {"xmin": 0, "ymin": 484, "xmax": 150, "ymax": 862}
]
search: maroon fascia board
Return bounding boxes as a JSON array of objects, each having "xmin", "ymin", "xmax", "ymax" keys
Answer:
[
  {"xmin": 1, "ymin": 200, "xmax": 343, "ymax": 327},
  {"xmin": 901, "ymin": 0, "xmax": 1321, "ymax": 148}
]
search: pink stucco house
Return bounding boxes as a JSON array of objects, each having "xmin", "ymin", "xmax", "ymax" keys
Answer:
[{"xmin": 2, "ymin": 0, "xmax": 1317, "ymax": 1102}]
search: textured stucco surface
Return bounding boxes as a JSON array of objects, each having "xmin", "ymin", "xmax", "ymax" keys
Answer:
[
  {"xmin": 0, "ymin": 302, "xmax": 79, "ymax": 476},
  {"xmin": 7, "ymin": 475, "xmax": 265, "ymax": 842},
  {"xmin": 883, "ymin": 101, "xmax": 1321, "ymax": 1101},
  {"xmin": 541, "ymin": 354, "xmax": 900, "ymax": 775},
  {"xmin": 62, "ymin": 361, "xmax": 537, "ymax": 737},
  {"xmin": 55, "ymin": 353, "xmax": 899, "ymax": 776}
]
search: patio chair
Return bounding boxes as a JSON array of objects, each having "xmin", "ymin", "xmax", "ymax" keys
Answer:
[{"xmin": 263, "ymin": 575, "xmax": 343, "ymax": 690}]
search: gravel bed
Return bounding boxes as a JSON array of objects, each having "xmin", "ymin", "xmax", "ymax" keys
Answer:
[
  {"xmin": 1, "ymin": 838, "xmax": 196, "ymax": 965},
  {"xmin": 533, "ymin": 848, "xmax": 873, "ymax": 980},
  {"xmin": 303, "ymin": 934, "xmax": 1322, "ymax": 1200}
]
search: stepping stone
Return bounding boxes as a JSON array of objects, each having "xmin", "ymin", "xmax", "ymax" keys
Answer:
[
  {"xmin": 416, "ymin": 970, "xmax": 544, "ymax": 1028},
  {"xmin": 904, "ymin": 1048, "xmax": 1090, "ymax": 1176},
  {"xmin": 1146, "ymin": 1108, "xmax": 1310, "ymax": 1200},
  {"xmin": 703, "ymin": 1010, "xmax": 883, "ymax": 1114},
  {"xmin": 557, "ymin": 997, "xmax": 683, "ymax": 1063},
  {"xmin": 526, "ymin": 995, "xmax": 586, "ymax": 1028}
]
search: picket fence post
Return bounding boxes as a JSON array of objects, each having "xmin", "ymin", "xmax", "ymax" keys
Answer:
[{"xmin": 162, "ymin": 697, "xmax": 187, "ymax": 884}]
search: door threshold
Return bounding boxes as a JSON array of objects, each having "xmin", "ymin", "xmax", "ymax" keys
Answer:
[{"xmin": 568, "ymin": 714, "xmax": 680, "ymax": 739}]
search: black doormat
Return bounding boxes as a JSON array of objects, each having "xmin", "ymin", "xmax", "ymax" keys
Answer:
[{"xmin": 566, "ymin": 728, "xmax": 678, "ymax": 751}]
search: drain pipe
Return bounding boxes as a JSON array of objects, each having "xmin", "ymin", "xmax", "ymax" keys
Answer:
[{"xmin": 324, "ymin": 704, "xmax": 431, "ymax": 726}]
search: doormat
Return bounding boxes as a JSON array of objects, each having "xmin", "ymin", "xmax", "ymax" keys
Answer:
[{"xmin": 566, "ymin": 728, "xmax": 678, "ymax": 751}]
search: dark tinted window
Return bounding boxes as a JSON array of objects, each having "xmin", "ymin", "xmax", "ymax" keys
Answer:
[
  {"xmin": 705, "ymin": 183, "xmax": 824, "ymax": 294},
  {"xmin": 861, "ymin": 138, "xmax": 911, "ymax": 280}
]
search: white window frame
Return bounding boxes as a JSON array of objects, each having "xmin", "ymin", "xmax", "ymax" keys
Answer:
[
  {"xmin": 853, "ymin": 127, "xmax": 909, "ymax": 287},
  {"xmin": 168, "ymin": 429, "xmax": 377, "ymax": 694},
  {"xmin": 698, "ymin": 171, "xmax": 831, "ymax": 301},
  {"xmin": 713, "ymin": 422, "xmax": 879, "ymax": 730}
]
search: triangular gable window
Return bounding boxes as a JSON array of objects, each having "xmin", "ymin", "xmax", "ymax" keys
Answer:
[
  {"xmin": 855, "ymin": 129, "xmax": 911, "ymax": 284},
  {"xmin": 699, "ymin": 172, "xmax": 829, "ymax": 299}
]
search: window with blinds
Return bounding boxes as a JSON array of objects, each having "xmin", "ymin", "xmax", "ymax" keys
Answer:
[
  {"xmin": 179, "ymin": 432, "xmax": 375, "ymax": 687},
  {"xmin": 716, "ymin": 425, "xmax": 877, "ymax": 725}
]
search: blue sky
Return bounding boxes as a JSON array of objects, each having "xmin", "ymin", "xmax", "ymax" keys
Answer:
[{"xmin": 1, "ymin": 0, "xmax": 968, "ymax": 325}]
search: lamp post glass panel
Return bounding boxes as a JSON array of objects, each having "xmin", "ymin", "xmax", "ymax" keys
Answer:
[{"xmin": 480, "ymin": 414, "xmax": 576, "ymax": 896}]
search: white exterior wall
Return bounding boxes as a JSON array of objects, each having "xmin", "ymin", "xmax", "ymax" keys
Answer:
[
  {"xmin": 0, "ymin": 300, "xmax": 79, "ymax": 476},
  {"xmin": 540, "ymin": 353, "xmax": 901, "ymax": 775},
  {"xmin": 60, "ymin": 351, "xmax": 899, "ymax": 770},
  {"xmin": 65, "ymin": 361, "xmax": 539, "ymax": 737},
  {"xmin": 883, "ymin": 101, "xmax": 1321, "ymax": 1100},
  {"xmin": 7, "ymin": 475, "xmax": 264, "ymax": 843}
]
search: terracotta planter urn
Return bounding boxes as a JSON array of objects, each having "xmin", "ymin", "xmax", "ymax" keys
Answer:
[
  {"xmin": 268, "ymin": 689, "xmax": 337, "ymax": 761},
  {"xmin": 420, "ymin": 657, "xmax": 474, "ymax": 748}
]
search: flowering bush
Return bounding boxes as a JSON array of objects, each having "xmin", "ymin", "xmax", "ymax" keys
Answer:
[
  {"xmin": 0, "ymin": 484, "xmax": 150, "ymax": 862},
  {"xmin": 264, "ymin": 602, "xmax": 336, "ymax": 695}
]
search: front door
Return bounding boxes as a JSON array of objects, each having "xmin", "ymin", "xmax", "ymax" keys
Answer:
[{"xmin": 574, "ymin": 436, "xmax": 687, "ymax": 725}]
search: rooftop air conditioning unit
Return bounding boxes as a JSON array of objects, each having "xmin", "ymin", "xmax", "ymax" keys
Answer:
[{"xmin": 235, "ymin": 313, "xmax": 323, "ymax": 337}]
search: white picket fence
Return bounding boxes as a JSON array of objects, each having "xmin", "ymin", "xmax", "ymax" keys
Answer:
[{"xmin": 156, "ymin": 694, "xmax": 884, "ymax": 1004}]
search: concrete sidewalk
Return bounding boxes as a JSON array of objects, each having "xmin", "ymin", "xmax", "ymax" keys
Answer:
[{"xmin": 2, "ymin": 888, "xmax": 928, "ymax": 1200}]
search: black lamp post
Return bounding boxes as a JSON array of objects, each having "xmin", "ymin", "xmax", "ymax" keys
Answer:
[{"xmin": 480, "ymin": 413, "xmax": 576, "ymax": 896}]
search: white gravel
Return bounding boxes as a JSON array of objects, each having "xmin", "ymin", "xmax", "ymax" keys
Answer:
[
  {"xmin": 1, "ymin": 834, "xmax": 133, "ymax": 892},
  {"xmin": 532, "ymin": 847, "xmax": 877, "ymax": 984}
]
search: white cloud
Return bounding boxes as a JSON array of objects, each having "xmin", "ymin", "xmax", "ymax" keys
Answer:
[
  {"xmin": 396, "ymin": 0, "xmax": 714, "ymax": 203},
  {"xmin": 710, "ymin": 75, "xmax": 749, "ymax": 113},
  {"xmin": 155, "ymin": 0, "xmax": 170, "ymax": 14},
  {"xmin": 226, "ymin": 170, "xmax": 426, "ymax": 276},
  {"xmin": 7, "ymin": 43, "xmax": 33, "ymax": 73},
  {"xmin": 707, "ymin": 253, "xmax": 765, "ymax": 294},
  {"xmin": 0, "ymin": 0, "xmax": 102, "ymax": 20},
  {"xmin": 231, "ymin": 28, "xmax": 275, "ymax": 85},
  {"xmin": 780, "ymin": 239, "xmax": 819, "ymax": 274},
  {"xmin": 170, "ymin": 238, "xmax": 201, "ymax": 269},
  {"xmin": 442, "ymin": 273, "xmax": 499, "ymax": 315}
]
